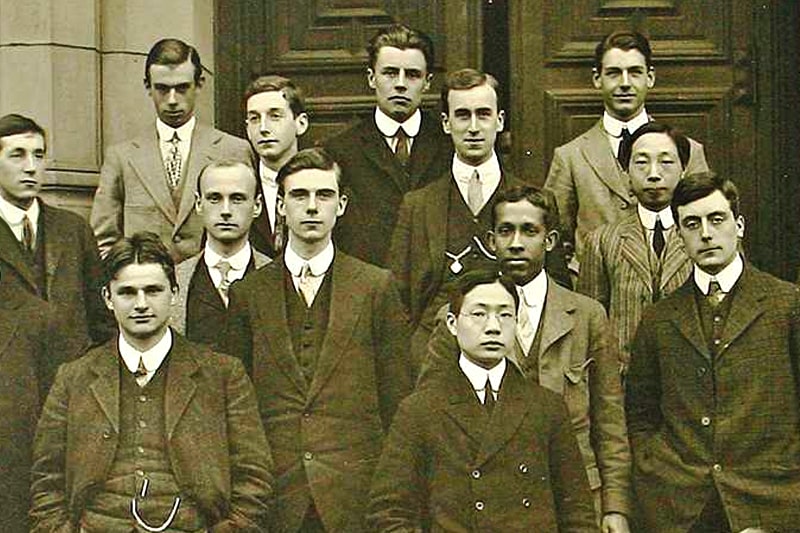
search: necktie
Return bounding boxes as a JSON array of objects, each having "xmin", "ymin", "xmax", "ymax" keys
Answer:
[
  {"xmin": 216, "ymin": 260, "xmax": 233, "ymax": 306},
  {"xmin": 652, "ymin": 216, "xmax": 666, "ymax": 258},
  {"xmin": 298, "ymin": 263, "xmax": 316, "ymax": 307},
  {"xmin": 483, "ymin": 376, "xmax": 496, "ymax": 415},
  {"xmin": 467, "ymin": 169, "xmax": 484, "ymax": 215},
  {"xmin": 134, "ymin": 357, "xmax": 148, "ymax": 387},
  {"xmin": 707, "ymin": 279, "xmax": 725, "ymax": 308},
  {"xmin": 617, "ymin": 126, "xmax": 632, "ymax": 167},
  {"xmin": 516, "ymin": 288, "xmax": 536, "ymax": 356},
  {"xmin": 22, "ymin": 215, "xmax": 34, "ymax": 252},
  {"xmin": 165, "ymin": 132, "xmax": 182, "ymax": 189},
  {"xmin": 394, "ymin": 128, "xmax": 410, "ymax": 166}
]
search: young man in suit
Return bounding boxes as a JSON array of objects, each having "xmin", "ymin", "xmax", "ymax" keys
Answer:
[
  {"xmin": 368, "ymin": 269, "xmax": 596, "ymax": 532},
  {"xmin": 545, "ymin": 30, "xmax": 708, "ymax": 275},
  {"xmin": 226, "ymin": 147, "xmax": 412, "ymax": 532},
  {"xmin": 31, "ymin": 232, "xmax": 273, "ymax": 532},
  {"xmin": 326, "ymin": 23, "xmax": 451, "ymax": 267},
  {"xmin": 91, "ymin": 38, "xmax": 252, "ymax": 263},
  {"xmin": 626, "ymin": 173, "xmax": 800, "ymax": 532},
  {"xmin": 577, "ymin": 122, "xmax": 693, "ymax": 373},
  {"xmin": 244, "ymin": 75, "xmax": 309, "ymax": 258},
  {"xmin": 419, "ymin": 185, "xmax": 632, "ymax": 532},
  {"xmin": 0, "ymin": 113, "xmax": 109, "ymax": 349},
  {"xmin": 171, "ymin": 160, "xmax": 271, "ymax": 346}
]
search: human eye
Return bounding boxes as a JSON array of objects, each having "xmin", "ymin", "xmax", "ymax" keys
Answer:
[
  {"xmin": 477, "ymin": 109, "xmax": 493, "ymax": 120},
  {"xmin": 288, "ymin": 190, "xmax": 307, "ymax": 201},
  {"xmin": 604, "ymin": 68, "xmax": 621, "ymax": 78},
  {"xmin": 496, "ymin": 224, "xmax": 513, "ymax": 236},
  {"xmin": 470, "ymin": 309, "xmax": 487, "ymax": 320},
  {"xmin": 522, "ymin": 224, "xmax": 539, "ymax": 237},
  {"xmin": 454, "ymin": 110, "xmax": 471, "ymax": 120},
  {"xmin": 499, "ymin": 310, "xmax": 516, "ymax": 322},
  {"xmin": 381, "ymin": 68, "xmax": 399, "ymax": 78},
  {"xmin": 317, "ymin": 190, "xmax": 336, "ymax": 200},
  {"xmin": 145, "ymin": 285, "xmax": 165, "ymax": 295},
  {"xmin": 246, "ymin": 113, "xmax": 260, "ymax": 125},
  {"xmin": 205, "ymin": 193, "xmax": 221, "ymax": 203},
  {"xmin": 405, "ymin": 69, "xmax": 423, "ymax": 80},
  {"xmin": 682, "ymin": 219, "xmax": 700, "ymax": 230},
  {"xmin": 33, "ymin": 150, "xmax": 45, "ymax": 160},
  {"xmin": 231, "ymin": 193, "xmax": 248, "ymax": 203},
  {"xmin": 174, "ymin": 83, "xmax": 191, "ymax": 94}
]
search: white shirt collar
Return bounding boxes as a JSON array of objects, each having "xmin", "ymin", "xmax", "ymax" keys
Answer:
[
  {"xmin": 452, "ymin": 151, "xmax": 501, "ymax": 183},
  {"xmin": 204, "ymin": 242, "xmax": 252, "ymax": 273},
  {"xmin": 459, "ymin": 353, "xmax": 507, "ymax": 392},
  {"xmin": 518, "ymin": 269, "xmax": 548, "ymax": 308},
  {"xmin": 118, "ymin": 328, "xmax": 172, "ymax": 376},
  {"xmin": 602, "ymin": 109, "xmax": 649, "ymax": 138},
  {"xmin": 637, "ymin": 204, "xmax": 674, "ymax": 230},
  {"xmin": 374, "ymin": 107, "xmax": 422, "ymax": 138},
  {"xmin": 284, "ymin": 241, "xmax": 335, "ymax": 277},
  {"xmin": 259, "ymin": 160, "xmax": 279, "ymax": 186},
  {"xmin": 693, "ymin": 253, "xmax": 744, "ymax": 294},
  {"xmin": 0, "ymin": 194, "xmax": 39, "ymax": 226},
  {"xmin": 156, "ymin": 115, "xmax": 196, "ymax": 142}
]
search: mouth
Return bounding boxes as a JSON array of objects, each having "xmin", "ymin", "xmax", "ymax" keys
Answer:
[
  {"xmin": 215, "ymin": 223, "xmax": 238, "ymax": 230},
  {"xmin": 698, "ymin": 246, "xmax": 721, "ymax": 255},
  {"xmin": 389, "ymin": 96, "xmax": 411, "ymax": 105},
  {"xmin": 502, "ymin": 257, "xmax": 529, "ymax": 267},
  {"xmin": 481, "ymin": 341, "xmax": 505, "ymax": 350},
  {"xmin": 257, "ymin": 139, "xmax": 278, "ymax": 146},
  {"xmin": 613, "ymin": 94, "xmax": 635, "ymax": 102},
  {"xmin": 19, "ymin": 179, "xmax": 38, "ymax": 187},
  {"xmin": 301, "ymin": 220, "xmax": 322, "ymax": 227},
  {"xmin": 130, "ymin": 315, "xmax": 154, "ymax": 323}
]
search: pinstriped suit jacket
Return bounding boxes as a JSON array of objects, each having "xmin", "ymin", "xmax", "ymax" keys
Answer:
[{"xmin": 577, "ymin": 212, "xmax": 692, "ymax": 368}]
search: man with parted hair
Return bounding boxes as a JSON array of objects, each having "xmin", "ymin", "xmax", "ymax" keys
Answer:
[
  {"xmin": 545, "ymin": 30, "xmax": 708, "ymax": 277},
  {"xmin": 91, "ymin": 38, "xmax": 252, "ymax": 263},
  {"xmin": 326, "ymin": 23, "xmax": 451, "ymax": 267},
  {"xmin": 244, "ymin": 74, "xmax": 309, "ymax": 258},
  {"xmin": 31, "ymin": 231, "xmax": 273, "ymax": 532}
]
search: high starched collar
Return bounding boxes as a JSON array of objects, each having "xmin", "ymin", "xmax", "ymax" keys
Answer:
[
  {"xmin": 693, "ymin": 253, "xmax": 743, "ymax": 294},
  {"xmin": 284, "ymin": 240, "xmax": 334, "ymax": 277},
  {"xmin": 118, "ymin": 328, "xmax": 172, "ymax": 375},
  {"xmin": 637, "ymin": 204, "xmax": 674, "ymax": 230},
  {"xmin": 459, "ymin": 353, "xmax": 507, "ymax": 392},
  {"xmin": 156, "ymin": 115, "xmax": 196, "ymax": 142},
  {"xmin": 374, "ymin": 107, "xmax": 421, "ymax": 138},
  {"xmin": 602, "ymin": 109, "xmax": 649, "ymax": 138},
  {"xmin": 204, "ymin": 242, "xmax": 252, "ymax": 272}
]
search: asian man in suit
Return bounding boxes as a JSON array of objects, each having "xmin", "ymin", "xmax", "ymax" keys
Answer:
[
  {"xmin": 545, "ymin": 30, "xmax": 708, "ymax": 275},
  {"xmin": 171, "ymin": 160, "xmax": 271, "ymax": 348},
  {"xmin": 326, "ymin": 23, "xmax": 451, "ymax": 267},
  {"xmin": 225, "ymin": 147, "xmax": 412, "ymax": 532},
  {"xmin": 91, "ymin": 38, "xmax": 252, "ymax": 263}
]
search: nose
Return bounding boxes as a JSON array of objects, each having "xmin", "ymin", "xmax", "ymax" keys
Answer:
[
  {"xmin": 221, "ymin": 197, "xmax": 232, "ymax": 216},
  {"xmin": 306, "ymin": 192, "xmax": 318, "ymax": 213},
  {"xmin": 700, "ymin": 218, "xmax": 712, "ymax": 240},
  {"xmin": 469, "ymin": 113, "xmax": 479, "ymax": 133},
  {"xmin": 395, "ymin": 69, "xmax": 407, "ymax": 89},
  {"xmin": 167, "ymin": 88, "xmax": 178, "ymax": 106},
  {"xmin": 509, "ymin": 230, "xmax": 524, "ymax": 249},
  {"xmin": 134, "ymin": 290, "xmax": 148, "ymax": 311},
  {"xmin": 23, "ymin": 153, "xmax": 38, "ymax": 174},
  {"xmin": 646, "ymin": 161, "xmax": 661, "ymax": 181},
  {"xmin": 259, "ymin": 112, "xmax": 270, "ymax": 133},
  {"xmin": 484, "ymin": 312, "xmax": 502, "ymax": 333},
  {"xmin": 621, "ymin": 70, "xmax": 630, "ymax": 87}
]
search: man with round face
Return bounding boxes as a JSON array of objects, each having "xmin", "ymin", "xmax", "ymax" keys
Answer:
[
  {"xmin": 171, "ymin": 161, "xmax": 271, "ymax": 345},
  {"xmin": 326, "ymin": 24, "xmax": 452, "ymax": 267},
  {"xmin": 577, "ymin": 122, "xmax": 694, "ymax": 376},
  {"xmin": 31, "ymin": 232, "xmax": 273, "ymax": 532},
  {"xmin": 225, "ymin": 147, "xmax": 412, "ymax": 533},
  {"xmin": 626, "ymin": 173, "xmax": 800, "ymax": 532},
  {"xmin": 545, "ymin": 31, "xmax": 709, "ymax": 279},
  {"xmin": 91, "ymin": 38, "xmax": 252, "ymax": 263}
]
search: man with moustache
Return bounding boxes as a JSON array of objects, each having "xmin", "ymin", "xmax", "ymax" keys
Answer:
[
  {"xmin": 326, "ymin": 24, "xmax": 451, "ymax": 267},
  {"xmin": 244, "ymin": 75, "xmax": 308, "ymax": 258},
  {"xmin": 171, "ymin": 160, "xmax": 271, "ymax": 348},
  {"xmin": 419, "ymin": 186, "xmax": 632, "ymax": 532},
  {"xmin": 92, "ymin": 38, "xmax": 252, "ymax": 263},
  {"xmin": 545, "ymin": 30, "xmax": 708, "ymax": 275}
]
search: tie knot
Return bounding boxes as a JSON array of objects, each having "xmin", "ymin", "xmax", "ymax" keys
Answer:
[
  {"xmin": 300, "ymin": 262, "xmax": 312, "ymax": 279},
  {"xmin": 395, "ymin": 127, "xmax": 408, "ymax": 141},
  {"xmin": 170, "ymin": 131, "xmax": 180, "ymax": 144},
  {"xmin": 216, "ymin": 260, "xmax": 232, "ymax": 279},
  {"xmin": 708, "ymin": 279, "xmax": 722, "ymax": 296}
]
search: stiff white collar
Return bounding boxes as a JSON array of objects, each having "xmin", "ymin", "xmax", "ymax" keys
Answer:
[
  {"xmin": 118, "ymin": 328, "xmax": 172, "ymax": 375},
  {"xmin": 459, "ymin": 353, "xmax": 507, "ymax": 393},
  {"xmin": 284, "ymin": 240, "xmax": 334, "ymax": 277},
  {"xmin": 518, "ymin": 268, "xmax": 548, "ymax": 309},
  {"xmin": 602, "ymin": 109, "xmax": 649, "ymax": 138},
  {"xmin": 374, "ymin": 107, "xmax": 421, "ymax": 138},
  {"xmin": 204, "ymin": 242, "xmax": 252, "ymax": 272},
  {"xmin": 637, "ymin": 204, "xmax": 674, "ymax": 230},
  {"xmin": 693, "ymin": 253, "xmax": 743, "ymax": 294},
  {"xmin": 0, "ymin": 194, "xmax": 39, "ymax": 226},
  {"xmin": 156, "ymin": 115, "xmax": 196, "ymax": 142}
]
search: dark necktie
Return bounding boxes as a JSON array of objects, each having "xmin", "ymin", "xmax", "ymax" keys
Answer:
[
  {"xmin": 707, "ymin": 280, "xmax": 725, "ymax": 308},
  {"xmin": 22, "ymin": 215, "xmax": 34, "ymax": 253},
  {"xmin": 483, "ymin": 377, "xmax": 495, "ymax": 415},
  {"xmin": 133, "ymin": 357, "xmax": 148, "ymax": 387},
  {"xmin": 652, "ymin": 216, "xmax": 666, "ymax": 258},
  {"xmin": 394, "ymin": 128, "xmax": 410, "ymax": 166},
  {"xmin": 617, "ymin": 126, "xmax": 632, "ymax": 167}
]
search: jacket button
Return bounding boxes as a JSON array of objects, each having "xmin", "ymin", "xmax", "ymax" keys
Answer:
[
  {"xmin": 173, "ymin": 235, "xmax": 182, "ymax": 243},
  {"xmin": 522, "ymin": 497, "xmax": 531, "ymax": 508},
  {"xmin": 102, "ymin": 431, "xmax": 111, "ymax": 440},
  {"xmin": 518, "ymin": 463, "xmax": 528, "ymax": 474},
  {"xmin": 471, "ymin": 469, "xmax": 481, "ymax": 479},
  {"xmin": 701, "ymin": 416, "xmax": 711, "ymax": 426},
  {"xmin": 697, "ymin": 367, "xmax": 707, "ymax": 377},
  {"xmin": 304, "ymin": 451, "xmax": 313, "ymax": 461},
  {"xmin": 474, "ymin": 501, "xmax": 484, "ymax": 511},
  {"xmin": 713, "ymin": 338, "xmax": 721, "ymax": 346},
  {"xmin": 619, "ymin": 200, "xmax": 628, "ymax": 209},
  {"xmin": 712, "ymin": 463, "xmax": 722, "ymax": 472}
]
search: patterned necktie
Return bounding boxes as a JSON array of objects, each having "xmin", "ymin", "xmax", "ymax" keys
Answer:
[
  {"xmin": 22, "ymin": 215, "xmax": 34, "ymax": 253},
  {"xmin": 516, "ymin": 288, "xmax": 536, "ymax": 356},
  {"xmin": 617, "ymin": 126, "xmax": 632, "ymax": 167},
  {"xmin": 297, "ymin": 263, "xmax": 316, "ymax": 307},
  {"xmin": 652, "ymin": 216, "xmax": 666, "ymax": 258},
  {"xmin": 467, "ymin": 169, "xmax": 484, "ymax": 215},
  {"xmin": 394, "ymin": 128, "xmax": 410, "ymax": 166},
  {"xmin": 707, "ymin": 279, "xmax": 725, "ymax": 308},
  {"xmin": 216, "ymin": 260, "xmax": 232, "ymax": 306},
  {"xmin": 165, "ymin": 131, "xmax": 182, "ymax": 189},
  {"xmin": 483, "ymin": 376, "xmax": 496, "ymax": 415},
  {"xmin": 134, "ymin": 357, "xmax": 148, "ymax": 387}
]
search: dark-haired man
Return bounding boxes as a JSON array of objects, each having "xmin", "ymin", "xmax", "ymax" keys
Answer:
[
  {"xmin": 91, "ymin": 38, "xmax": 252, "ymax": 263},
  {"xmin": 626, "ymin": 173, "xmax": 800, "ymax": 532},
  {"xmin": 226, "ymin": 147, "xmax": 411, "ymax": 532},
  {"xmin": 244, "ymin": 75, "xmax": 308, "ymax": 258},
  {"xmin": 419, "ymin": 186, "xmax": 631, "ymax": 532},
  {"xmin": 369, "ymin": 268, "xmax": 596, "ymax": 532},
  {"xmin": 545, "ymin": 30, "xmax": 708, "ymax": 275},
  {"xmin": 326, "ymin": 23, "xmax": 451, "ymax": 267},
  {"xmin": 31, "ymin": 232, "xmax": 273, "ymax": 532}
]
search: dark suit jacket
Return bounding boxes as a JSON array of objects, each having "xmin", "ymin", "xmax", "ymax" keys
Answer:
[
  {"xmin": 30, "ymin": 333, "xmax": 274, "ymax": 532},
  {"xmin": 368, "ymin": 363, "xmax": 596, "ymax": 532},
  {"xmin": 626, "ymin": 265, "xmax": 800, "ymax": 532},
  {"xmin": 577, "ymin": 213, "xmax": 692, "ymax": 369},
  {"xmin": 0, "ymin": 201, "xmax": 109, "ymax": 349},
  {"xmin": 225, "ymin": 251, "xmax": 413, "ymax": 533},
  {"xmin": 91, "ymin": 123, "xmax": 252, "ymax": 263},
  {"xmin": 326, "ymin": 111, "xmax": 452, "ymax": 267},
  {"xmin": 249, "ymin": 164, "xmax": 283, "ymax": 259},
  {"xmin": 419, "ymin": 277, "xmax": 631, "ymax": 517}
]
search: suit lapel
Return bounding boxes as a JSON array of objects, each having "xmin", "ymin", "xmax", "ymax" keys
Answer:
[
  {"xmin": 442, "ymin": 371, "xmax": 487, "ymax": 451},
  {"xmin": 538, "ymin": 282, "xmax": 576, "ymax": 359},
  {"xmin": 41, "ymin": 204, "xmax": 65, "ymax": 298},
  {"xmin": 579, "ymin": 121, "xmax": 631, "ymax": 201},
  {"xmin": 669, "ymin": 282, "xmax": 711, "ymax": 360},
  {"xmin": 618, "ymin": 216, "xmax": 655, "ymax": 293},
  {"xmin": 425, "ymin": 176, "xmax": 453, "ymax": 282},
  {"xmin": 715, "ymin": 267, "xmax": 766, "ymax": 359},
  {"xmin": 407, "ymin": 112, "xmax": 443, "ymax": 188},
  {"xmin": 129, "ymin": 131, "xmax": 178, "ymax": 223},
  {"xmin": 193, "ymin": 262, "xmax": 226, "ymax": 311},
  {"xmin": 165, "ymin": 335, "xmax": 199, "ymax": 439},
  {"xmin": 356, "ymin": 119, "xmax": 409, "ymax": 193},
  {"xmin": 0, "ymin": 217, "xmax": 37, "ymax": 292},
  {"xmin": 89, "ymin": 344, "xmax": 121, "ymax": 434},
  {"xmin": 659, "ymin": 229, "xmax": 689, "ymax": 291},
  {"xmin": 475, "ymin": 369, "xmax": 531, "ymax": 466},
  {"xmin": 176, "ymin": 124, "xmax": 217, "ymax": 230}
]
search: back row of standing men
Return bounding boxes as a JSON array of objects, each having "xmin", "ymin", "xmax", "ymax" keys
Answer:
[{"xmin": 0, "ymin": 22, "xmax": 797, "ymax": 533}]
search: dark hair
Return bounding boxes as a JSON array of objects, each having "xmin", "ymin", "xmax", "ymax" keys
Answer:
[
  {"xmin": 491, "ymin": 185, "xmax": 560, "ymax": 231},
  {"xmin": 593, "ymin": 30, "xmax": 653, "ymax": 71},
  {"xmin": 367, "ymin": 24, "xmax": 434, "ymax": 71},
  {"xmin": 144, "ymin": 38, "xmax": 203, "ymax": 87},
  {"xmin": 276, "ymin": 147, "xmax": 344, "ymax": 196},
  {"xmin": 244, "ymin": 75, "xmax": 306, "ymax": 117},
  {"xmin": 196, "ymin": 159, "xmax": 257, "ymax": 196},
  {"xmin": 671, "ymin": 171, "xmax": 740, "ymax": 223},
  {"xmin": 102, "ymin": 232, "xmax": 177, "ymax": 291},
  {"xmin": 624, "ymin": 121, "xmax": 690, "ymax": 172},
  {"xmin": 0, "ymin": 114, "xmax": 46, "ymax": 150},
  {"xmin": 440, "ymin": 68, "xmax": 501, "ymax": 115},
  {"xmin": 449, "ymin": 268, "xmax": 519, "ymax": 316}
]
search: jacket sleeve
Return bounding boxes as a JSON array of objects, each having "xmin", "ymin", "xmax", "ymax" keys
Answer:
[
  {"xmin": 575, "ymin": 226, "xmax": 611, "ymax": 312},
  {"xmin": 625, "ymin": 308, "xmax": 663, "ymax": 444},
  {"xmin": 387, "ymin": 195, "xmax": 414, "ymax": 317},
  {"xmin": 79, "ymin": 217, "xmax": 115, "ymax": 346},
  {"xmin": 90, "ymin": 144, "xmax": 126, "ymax": 259},
  {"xmin": 415, "ymin": 304, "xmax": 458, "ymax": 388},
  {"xmin": 544, "ymin": 147, "xmax": 578, "ymax": 248}
]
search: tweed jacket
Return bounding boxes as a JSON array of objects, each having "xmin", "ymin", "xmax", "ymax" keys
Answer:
[
  {"xmin": 368, "ymin": 363, "xmax": 596, "ymax": 532},
  {"xmin": 30, "ymin": 333, "xmax": 274, "ymax": 532},
  {"xmin": 225, "ymin": 251, "xmax": 413, "ymax": 533},
  {"xmin": 626, "ymin": 265, "xmax": 800, "ymax": 532},
  {"xmin": 418, "ymin": 277, "xmax": 631, "ymax": 516},
  {"xmin": 91, "ymin": 123, "xmax": 252, "ymax": 263},
  {"xmin": 577, "ymin": 212, "xmax": 692, "ymax": 368},
  {"xmin": 544, "ymin": 118, "xmax": 708, "ymax": 260},
  {"xmin": 325, "ymin": 110, "xmax": 452, "ymax": 267}
]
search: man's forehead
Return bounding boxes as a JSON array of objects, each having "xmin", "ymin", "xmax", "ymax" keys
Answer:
[
  {"xmin": 496, "ymin": 201, "xmax": 546, "ymax": 224},
  {"xmin": 601, "ymin": 47, "xmax": 648, "ymax": 68},
  {"xmin": 112, "ymin": 262, "xmax": 170, "ymax": 284},
  {"xmin": 677, "ymin": 190, "xmax": 732, "ymax": 217},
  {"xmin": 0, "ymin": 132, "xmax": 45, "ymax": 149},
  {"xmin": 247, "ymin": 90, "xmax": 290, "ymax": 111},
  {"xmin": 632, "ymin": 133, "xmax": 678, "ymax": 154},
  {"xmin": 285, "ymin": 168, "xmax": 338, "ymax": 189},
  {"xmin": 375, "ymin": 46, "xmax": 427, "ymax": 69},
  {"xmin": 462, "ymin": 282, "xmax": 515, "ymax": 306},
  {"xmin": 448, "ymin": 85, "xmax": 498, "ymax": 110},
  {"xmin": 149, "ymin": 60, "xmax": 195, "ymax": 83}
]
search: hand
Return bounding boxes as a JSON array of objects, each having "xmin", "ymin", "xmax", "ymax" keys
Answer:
[{"xmin": 602, "ymin": 512, "xmax": 630, "ymax": 533}]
